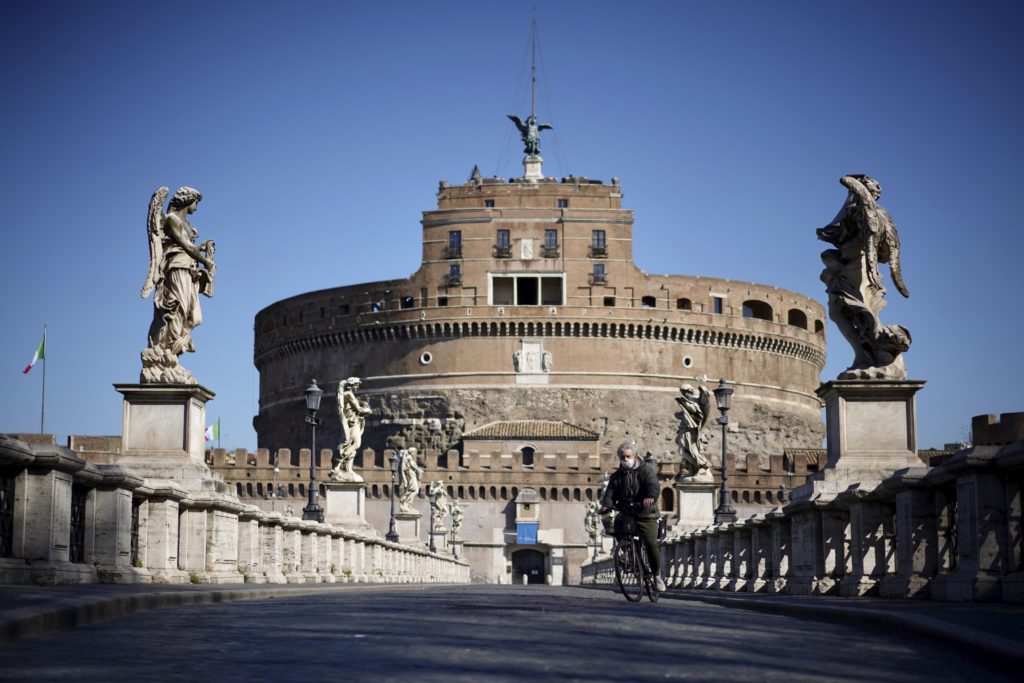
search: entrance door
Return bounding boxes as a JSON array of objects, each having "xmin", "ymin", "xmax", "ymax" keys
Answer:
[{"xmin": 511, "ymin": 548, "xmax": 546, "ymax": 584}]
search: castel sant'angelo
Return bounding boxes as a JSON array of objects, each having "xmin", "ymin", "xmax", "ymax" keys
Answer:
[
  {"xmin": 252, "ymin": 140, "xmax": 826, "ymax": 463},
  {"xmin": 225, "ymin": 111, "xmax": 830, "ymax": 583}
]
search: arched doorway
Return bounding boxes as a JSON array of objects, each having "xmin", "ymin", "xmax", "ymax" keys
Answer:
[{"xmin": 511, "ymin": 549, "xmax": 546, "ymax": 584}]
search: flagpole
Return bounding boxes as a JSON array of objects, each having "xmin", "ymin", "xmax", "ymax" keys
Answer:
[{"xmin": 40, "ymin": 324, "xmax": 47, "ymax": 434}]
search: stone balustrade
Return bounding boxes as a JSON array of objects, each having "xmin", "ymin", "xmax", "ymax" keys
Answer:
[
  {"xmin": 0, "ymin": 435, "xmax": 469, "ymax": 586},
  {"xmin": 583, "ymin": 425, "xmax": 1023, "ymax": 602}
]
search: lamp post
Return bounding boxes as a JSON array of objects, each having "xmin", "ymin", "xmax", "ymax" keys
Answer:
[
  {"xmin": 386, "ymin": 452, "xmax": 400, "ymax": 542},
  {"xmin": 427, "ymin": 487, "xmax": 438, "ymax": 553},
  {"xmin": 302, "ymin": 379, "xmax": 325, "ymax": 523},
  {"xmin": 713, "ymin": 378, "xmax": 737, "ymax": 524}
]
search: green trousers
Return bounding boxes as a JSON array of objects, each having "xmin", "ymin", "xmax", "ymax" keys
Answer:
[{"xmin": 635, "ymin": 517, "xmax": 661, "ymax": 576}]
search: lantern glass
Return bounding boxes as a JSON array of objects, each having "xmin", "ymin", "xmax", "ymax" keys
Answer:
[
  {"xmin": 713, "ymin": 378, "xmax": 733, "ymax": 412},
  {"xmin": 305, "ymin": 379, "xmax": 323, "ymax": 412}
]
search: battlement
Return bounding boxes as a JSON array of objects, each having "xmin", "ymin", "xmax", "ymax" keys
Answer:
[{"xmin": 972, "ymin": 412, "xmax": 1024, "ymax": 445}]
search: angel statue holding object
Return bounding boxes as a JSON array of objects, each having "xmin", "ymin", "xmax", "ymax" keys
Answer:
[
  {"xmin": 330, "ymin": 377, "xmax": 372, "ymax": 481},
  {"xmin": 398, "ymin": 447, "xmax": 424, "ymax": 513},
  {"xmin": 676, "ymin": 383, "xmax": 713, "ymax": 481},
  {"xmin": 428, "ymin": 480, "xmax": 449, "ymax": 534},
  {"xmin": 140, "ymin": 186, "xmax": 216, "ymax": 384},
  {"xmin": 817, "ymin": 175, "xmax": 911, "ymax": 380},
  {"xmin": 507, "ymin": 114, "xmax": 552, "ymax": 157}
]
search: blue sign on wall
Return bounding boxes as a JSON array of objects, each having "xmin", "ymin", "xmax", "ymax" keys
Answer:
[{"xmin": 516, "ymin": 522, "xmax": 539, "ymax": 545}]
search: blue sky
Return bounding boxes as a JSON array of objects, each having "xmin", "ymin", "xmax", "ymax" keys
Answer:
[{"xmin": 2, "ymin": 1, "xmax": 1021, "ymax": 451}]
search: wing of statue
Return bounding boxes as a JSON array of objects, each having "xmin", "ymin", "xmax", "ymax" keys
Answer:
[
  {"xmin": 140, "ymin": 187, "xmax": 168, "ymax": 299},
  {"xmin": 697, "ymin": 386, "xmax": 712, "ymax": 433},
  {"xmin": 841, "ymin": 176, "xmax": 887, "ymax": 291},
  {"xmin": 877, "ymin": 217, "xmax": 909, "ymax": 298},
  {"xmin": 507, "ymin": 114, "xmax": 527, "ymax": 136},
  {"xmin": 538, "ymin": 123, "xmax": 553, "ymax": 131}
]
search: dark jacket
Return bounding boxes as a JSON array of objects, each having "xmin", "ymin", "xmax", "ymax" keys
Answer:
[{"xmin": 600, "ymin": 462, "xmax": 660, "ymax": 519}]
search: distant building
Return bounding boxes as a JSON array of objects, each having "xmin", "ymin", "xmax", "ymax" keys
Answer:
[{"xmin": 247, "ymin": 153, "xmax": 829, "ymax": 583}]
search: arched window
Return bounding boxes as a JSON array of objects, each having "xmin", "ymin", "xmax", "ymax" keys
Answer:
[
  {"xmin": 256, "ymin": 483, "xmax": 264, "ymax": 497},
  {"xmin": 731, "ymin": 490, "xmax": 739, "ymax": 503},
  {"xmin": 447, "ymin": 486, "xmax": 454, "ymax": 497},
  {"xmin": 742, "ymin": 300, "xmax": 773, "ymax": 321},
  {"xmin": 540, "ymin": 488, "xmax": 547, "ymax": 501},
  {"xmin": 288, "ymin": 483, "xmax": 295, "ymax": 496},
  {"xmin": 742, "ymin": 490, "xmax": 751, "ymax": 503},
  {"xmin": 641, "ymin": 295, "xmax": 656, "ymax": 309},
  {"xmin": 458, "ymin": 485, "xmax": 465, "ymax": 498},
  {"xmin": 676, "ymin": 298, "xmax": 692, "ymax": 311},
  {"xmin": 479, "ymin": 486, "xmax": 486, "ymax": 499},
  {"xmin": 298, "ymin": 484, "xmax": 305, "ymax": 496},
  {"xmin": 511, "ymin": 487, "xmax": 519, "ymax": 500},
  {"xmin": 521, "ymin": 446, "xmax": 535, "ymax": 467},
  {"xmin": 490, "ymin": 486, "xmax": 497, "ymax": 499},
  {"xmin": 573, "ymin": 489, "xmax": 581, "ymax": 502},
  {"xmin": 500, "ymin": 486, "xmax": 508, "ymax": 500},
  {"xmin": 371, "ymin": 484, "xmax": 379, "ymax": 497},
  {"xmin": 660, "ymin": 488, "xmax": 674, "ymax": 512},
  {"xmin": 236, "ymin": 483, "xmax": 243, "ymax": 496},
  {"xmin": 585, "ymin": 488, "xmax": 594, "ymax": 501},
  {"xmin": 787, "ymin": 309, "xmax": 808, "ymax": 329},
  {"xmin": 754, "ymin": 490, "xmax": 762, "ymax": 504},
  {"xmin": 814, "ymin": 319, "xmax": 825, "ymax": 335},
  {"xmin": 766, "ymin": 490, "xmax": 774, "ymax": 504},
  {"xmin": 245, "ymin": 483, "xmax": 252, "ymax": 497}
]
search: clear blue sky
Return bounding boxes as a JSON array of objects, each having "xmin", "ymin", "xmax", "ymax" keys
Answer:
[{"xmin": 2, "ymin": 1, "xmax": 1021, "ymax": 451}]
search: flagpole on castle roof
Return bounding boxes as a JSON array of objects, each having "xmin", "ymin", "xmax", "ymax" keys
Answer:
[{"xmin": 40, "ymin": 324, "xmax": 47, "ymax": 434}]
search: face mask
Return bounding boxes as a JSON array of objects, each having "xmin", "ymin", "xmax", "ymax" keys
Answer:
[{"xmin": 620, "ymin": 456, "xmax": 635, "ymax": 469}]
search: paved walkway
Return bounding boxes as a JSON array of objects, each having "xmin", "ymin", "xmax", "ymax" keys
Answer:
[{"xmin": 0, "ymin": 583, "xmax": 1020, "ymax": 681}]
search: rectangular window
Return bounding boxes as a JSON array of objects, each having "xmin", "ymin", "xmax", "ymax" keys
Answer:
[
  {"xmin": 593, "ymin": 263, "xmax": 605, "ymax": 277},
  {"xmin": 438, "ymin": 296, "xmax": 448, "ymax": 307},
  {"xmin": 604, "ymin": 296, "xmax": 616, "ymax": 307},
  {"xmin": 592, "ymin": 230, "xmax": 606, "ymax": 248},
  {"xmin": 449, "ymin": 263, "xmax": 461, "ymax": 280},
  {"xmin": 485, "ymin": 199, "xmax": 494, "ymax": 208},
  {"xmin": 544, "ymin": 229, "xmax": 557, "ymax": 249},
  {"xmin": 557, "ymin": 198, "xmax": 569, "ymax": 208},
  {"xmin": 496, "ymin": 229, "xmax": 510, "ymax": 248},
  {"xmin": 492, "ymin": 277, "xmax": 514, "ymax": 305},
  {"xmin": 448, "ymin": 231, "xmax": 461, "ymax": 249},
  {"xmin": 540, "ymin": 277, "xmax": 563, "ymax": 306},
  {"xmin": 516, "ymin": 277, "xmax": 539, "ymax": 305},
  {"xmin": 713, "ymin": 296, "xmax": 724, "ymax": 315}
]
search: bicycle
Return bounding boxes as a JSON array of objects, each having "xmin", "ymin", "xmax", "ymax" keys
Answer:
[{"xmin": 605, "ymin": 501, "xmax": 659, "ymax": 603}]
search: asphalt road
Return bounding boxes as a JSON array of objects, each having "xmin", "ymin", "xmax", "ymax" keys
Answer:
[{"xmin": 0, "ymin": 585, "xmax": 1012, "ymax": 682}]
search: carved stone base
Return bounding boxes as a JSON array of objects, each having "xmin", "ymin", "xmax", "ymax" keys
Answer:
[
  {"xmin": 324, "ymin": 481, "xmax": 376, "ymax": 536},
  {"xmin": 115, "ymin": 383, "xmax": 214, "ymax": 465},
  {"xmin": 395, "ymin": 511, "xmax": 422, "ymax": 544},
  {"xmin": 675, "ymin": 479, "xmax": 717, "ymax": 530},
  {"xmin": 523, "ymin": 155, "xmax": 544, "ymax": 181},
  {"xmin": 430, "ymin": 531, "xmax": 449, "ymax": 553}
]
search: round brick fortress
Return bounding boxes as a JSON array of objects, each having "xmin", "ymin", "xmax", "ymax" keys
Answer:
[{"xmin": 254, "ymin": 174, "xmax": 827, "ymax": 462}]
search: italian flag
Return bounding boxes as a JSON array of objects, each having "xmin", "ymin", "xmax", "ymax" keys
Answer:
[
  {"xmin": 23, "ymin": 332, "xmax": 45, "ymax": 374},
  {"xmin": 205, "ymin": 418, "xmax": 221, "ymax": 442}
]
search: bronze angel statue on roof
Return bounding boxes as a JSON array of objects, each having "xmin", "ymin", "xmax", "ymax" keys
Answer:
[
  {"xmin": 507, "ymin": 114, "xmax": 552, "ymax": 157},
  {"xmin": 817, "ymin": 174, "xmax": 911, "ymax": 380},
  {"xmin": 140, "ymin": 186, "xmax": 216, "ymax": 384}
]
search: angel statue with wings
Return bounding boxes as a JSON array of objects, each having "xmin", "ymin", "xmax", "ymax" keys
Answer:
[
  {"xmin": 676, "ymin": 383, "xmax": 713, "ymax": 480},
  {"xmin": 817, "ymin": 175, "xmax": 911, "ymax": 380},
  {"xmin": 140, "ymin": 186, "xmax": 216, "ymax": 384},
  {"xmin": 397, "ymin": 447, "xmax": 424, "ymax": 513},
  {"xmin": 331, "ymin": 377, "xmax": 372, "ymax": 481},
  {"xmin": 507, "ymin": 114, "xmax": 552, "ymax": 157}
]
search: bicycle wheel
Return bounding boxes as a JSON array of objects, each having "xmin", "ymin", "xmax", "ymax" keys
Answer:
[{"xmin": 614, "ymin": 538, "xmax": 644, "ymax": 602}]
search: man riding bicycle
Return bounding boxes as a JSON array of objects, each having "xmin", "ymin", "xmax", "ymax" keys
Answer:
[{"xmin": 599, "ymin": 442, "xmax": 666, "ymax": 592}]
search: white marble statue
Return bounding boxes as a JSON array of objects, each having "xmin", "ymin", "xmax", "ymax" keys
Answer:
[
  {"xmin": 818, "ymin": 174, "xmax": 911, "ymax": 379},
  {"xmin": 428, "ymin": 480, "xmax": 449, "ymax": 534},
  {"xmin": 676, "ymin": 383, "xmax": 713, "ymax": 480},
  {"xmin": 398, "ymin": 447, "xmax": 424, "ymax": 513},
  {"xmin": 330, "ymin": 377, "xmax": 371, "ymax": 481},
  {"xmin": 449, "ymin": 500, "xmax": 463, "ymax": 539},
  {"xmin": 140, "ymin": 186, "xmax": 216, "ymax": 384},
  {"xmin": 584, "ymin": 501, "xmax": 600, "ymax": 542}
]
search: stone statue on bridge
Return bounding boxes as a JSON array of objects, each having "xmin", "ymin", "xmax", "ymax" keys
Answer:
[
  {"xmin": 676, "ymin": 383, "xmax": 713, "ymax": 480},
  {"xmin": 817, "ymin": 174, "xmax": 911, "ymax": 380},
  {"xmin": 428, "ymin": 480, "xmax": 449, "ymax": 534},
  {"xmin": 398, "ymin": 447, "xmax": 423, "ymax": 513},
  {"xmin": 331, "ymin": 377, "xmax": 371, "ymax": 481},
  {"xmin": 140, "ymin": 186, "xmax": 216, "ymax": 384},
  {"xmin": 449, "ymin": 500, "xmax": 463, "ymax": 540}
]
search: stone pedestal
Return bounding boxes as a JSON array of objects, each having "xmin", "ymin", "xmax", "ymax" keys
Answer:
[
  {"xmin": 324, "ymin": 481, "xmax": 377, "ymax": 536},
  {"xmin": 523, "ymin": 155, "xmax": 544, "ymax": 181},
  {"xmin": 451, "ymin": 539, "xmax": 464, "ymax": 560},
  {"xmin": 801, "ymin": 380, "xmax": 926, "ymax": 498},
  {"xmin": 675, "ymin": 478, "xmax": 717, "ymax": 530},
  {"xmin": 114, "ymin": 383, "xmax": 227, "ymax": 493},
  {"xmin": 395, "ymin": 511, "xmax": 422, "ymax": 545},
  {"xmin": 429, "ymin": 530, "xmax": 449, "ymax": 553}
]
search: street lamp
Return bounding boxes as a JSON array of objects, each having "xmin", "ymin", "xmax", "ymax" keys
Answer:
[
  {"xmin": 302, "ymin": 378, "xmax": 325, "ymax": 523},
  {"xmin": 427, "ymin": 487, "xmax": 438, "ymax": 553},
  {"xmin": 712, "ymin": 378, "xmax": 737, "ymax": 524},
  {"xmin": 386, "ymin": 452, "xmax": 400, "ymax": 542},
  {"xmin": 448, "ymin": 502, "xmax": 458, "ymax": 558}
]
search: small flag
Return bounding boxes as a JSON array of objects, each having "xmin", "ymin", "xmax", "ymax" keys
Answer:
[
  {"xmin": 204, "ymin": 418, "xmax": 221, "ymax": 442},
  {"xmin": 23, "ymin": 332, "xmax": 46, "ymax": 374}
]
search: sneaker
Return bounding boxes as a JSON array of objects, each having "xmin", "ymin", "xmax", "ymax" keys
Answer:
[{"xmin": 656, "ymin": 576, "xmax": 667, "ymax": 592}]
